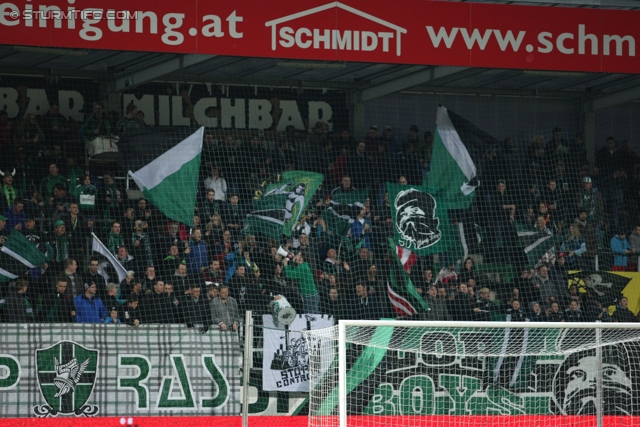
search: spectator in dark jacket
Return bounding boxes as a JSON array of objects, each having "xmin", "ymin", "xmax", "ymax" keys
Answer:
[
  {"xmin": 474, "ymin": 287, "xmax": 499, "ymax": 321},
  {"xmin": 102, "ymin": 282, "xmax": 122, "ymax": 313},
  {"xmin": 228, "ymin": 265, "xmax": 252, "ymax": 312},
  {"xmin": 505, "ymin": 299, "xmax": 528, "ymax": 321},
  {"xmin": 612, "ymin": 297, "xmax": 638, "ymax": 323},
  {"xmin": 348, "ymin": 283, "xmax": 380, "ymax": 320},
  {"xmin": 322, "ymin": 287, "xmax": 345, "ymax": 321},
  {"xmin": 40, "ymin": 277, "xmax": 76, "ymax": 323},
  {"xmin": 564, "ymin": 300, "xmax": 583, "ymax": 322},
  {"xmin": 528, "ymin": 302, "xmax": 546, "ymax": 322},
  {"xmin": 423, "ymin": 285, "xmax": 452, "ymax": 321},
  {"xmin": 181, "ymin": 284, "xmax": 212, "ymax": 329},
  {"xmin": 546, "ymin": 301, "xmax": 565, "ymax": 322},
  {"xmin": 448, "ymin": 283, "xmax": 476, "ymax": 321},
  {"xmin": 145, "ymin": 280, "xmax": 175, "ymax": 324},
  {"xmin": 120, "ymin": 294, "xmax": 142, "ymax": 327},
  {"xmin": 3, "ymin": 279, "xmax": 35, "ymax": 323}
]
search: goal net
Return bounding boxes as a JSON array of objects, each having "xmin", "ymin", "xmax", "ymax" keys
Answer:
[{"xmin": 304, "ymin": 320, "xmax": 640, "ymax": 427}]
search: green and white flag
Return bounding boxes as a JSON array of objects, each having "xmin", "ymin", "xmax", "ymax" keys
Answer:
[
  {"xmin": 128, "ymin": 126, "xmax": 204, "ymax": 226},
  {"xmin": 515, "ymin": 224, "xmax": 564, "ymax": 268},
  {"xmin": 425, "ymin": 105, "xmax": 498, "ymax": 210},
  {"xmin": 0, "ymin": 230, "xmax": 52, "ymax": 283},
  {"xmin": 321, "ymin": 187, "xmax": 370, "ymax": 237},
  {"xmin": 245, "ymin": 171, "xmax": 324, "ymax": 241},
  {"xmin": 91, "ymin": 233, "xmax": 128, "ymax": 283},
  {"xmin": 387, "ymin": 183, "xmax": 465, "ymax": 259}
]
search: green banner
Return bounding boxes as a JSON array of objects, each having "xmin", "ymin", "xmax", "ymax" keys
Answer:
[
  {"xmin": 310, "ymin": 325, "xmax": 640, "ymax": 416},
  {"xmin": 387, "ymin": 183, "xmax": 463, "ymax": 259},
  {"xmin": 0, "ymin": 324, "xmax": 240, "ymax": 417},
  {"xmin": 245, "ymin": 171, "xmax": 324, "ymax": 241}
]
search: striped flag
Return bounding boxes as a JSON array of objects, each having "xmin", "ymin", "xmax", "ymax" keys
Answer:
[
  {"xmin": 0, "ymin": 230, "xmax": 52, "ymax": 283},
  {"xmin": 396, "ymin": 246, "xmax": 417, "ymax": 273},
  {"xmin": 386, "ymin": 238, "xmax": 429, "ymax": 317}
]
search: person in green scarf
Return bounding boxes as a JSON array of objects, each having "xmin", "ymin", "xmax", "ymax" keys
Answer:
[
  {"xmin": 49, "ymin": 220, "xmax": 69, "ymax": 267},
  {"xmin": 0, "ymin": 169, "xmax": 19, "ymax": 213},
  {"xmin": 108, "ymin": 221, "xmax": 124, "ymax": 254},
  {"xmin": 283, "ymin": 252, "xmax": 319, "ymax": 314},
  {"xmin": 74, "ymin": 174, "xmax": 98, "ymax": 213}
]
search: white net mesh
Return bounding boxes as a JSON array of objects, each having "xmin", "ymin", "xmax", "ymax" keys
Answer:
[
  {"xmin": 304, "ymin": 322, "xmax": 640, "ymax": 427},
  {"xmin": 1, "ymin": 73, "xmax": 639, "ymax": 421}
]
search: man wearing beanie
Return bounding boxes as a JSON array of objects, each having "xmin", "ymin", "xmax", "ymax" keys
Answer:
[{"xmin": 74, "ymin": 282, "xmax": 107, "ymax": 323}]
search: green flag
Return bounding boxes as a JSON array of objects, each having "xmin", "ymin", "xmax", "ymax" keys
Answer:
[
  {"xmin": 515, "ymin": 223, "xmax": 564, "ymax": 268},
  {"xmin": 0, "ymin": 230, "xmax": 53, "ymax": 283},
  {"xmin": 387, "ymin": 183, "xmax": 464, "ymax": 259},
  {"xmin": 128, "ymin": 127, "xmax": 203, "ymax": 226},
  {"xmin": 425, "ymin": 105, "xmax": 498, "ymax": 210},
  {"xmin": 321, "ymin": 187, "xmax": 369, "ymax": 236},
  {"xmin": 244, "ymin": 171, "xmax": 323, "ymax": 241}
]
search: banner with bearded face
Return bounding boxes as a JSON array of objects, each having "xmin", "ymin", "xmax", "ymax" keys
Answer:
[
  {"xmin": 387, "ymin": 184, "xmax": 465, "ymax": 258},
  {"xmin": 551, "ymin": 329, "xmax": 640, "ymax": 416},
  {"xmin": 394, "ymin": 188, "xmax": 441, "ymax": 250}
]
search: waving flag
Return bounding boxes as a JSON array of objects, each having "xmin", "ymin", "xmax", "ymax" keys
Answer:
[
  {"xmin": 387, "ymin": 183, "xmax": 467, "ymax": 260},
  {"xmin": 0, "ymin": 230, "xmax": 52, "ymax": 283},
  {"xmin": 244, "ymin": 171, "xmax": 324, "ymax": 241},
  {"xmin": 426, "ymin": 105, "xmax": 498, "ymax": 209},
  {"xmin": 321, "ymin": 187, "xmax": 370, "ymax": 237},
  {"xmin": 386, "ymin": 238, "xmax": 429, "ymax": 317},
  {"xmin": 91, "ymin": 233, "xmax": 128, "ymax": 283},
  {"xmin": 128, "ymin": 127, "xmax": 204, "ymax": 226}
]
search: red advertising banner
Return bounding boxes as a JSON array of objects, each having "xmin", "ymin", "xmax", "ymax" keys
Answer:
[{"xmin": 0, "ymin": 1, "xmax": 638, "ymax": 73}]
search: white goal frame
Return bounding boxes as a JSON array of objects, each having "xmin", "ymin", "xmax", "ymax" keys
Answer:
[{"xmin": 336, "ymin": 320, "xmax": 640, "ymax": 427}]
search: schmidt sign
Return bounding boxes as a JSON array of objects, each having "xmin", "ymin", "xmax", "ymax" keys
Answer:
[{"xmin": 266, "ymin": 2, "xmax": 407, "ymax": 57}]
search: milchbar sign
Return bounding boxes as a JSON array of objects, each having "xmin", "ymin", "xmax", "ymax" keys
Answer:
[{"xmin": 0, "ymin": 0, "xmax": 638, "ymax": 74}]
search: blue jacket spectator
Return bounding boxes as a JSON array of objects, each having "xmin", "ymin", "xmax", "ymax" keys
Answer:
[
  {"xmin": 185, "ymin": 229, "xmax": 209, "ymax": 274},
  {"xmin": 349, "ymin": 207, "xmax": 373, "ymax": 250},
  {"xmin": 610, "ymin": 232, "xmax": 633, "ymax": 270},
  {"xmin": 3, "ymin": 199, "xmax": 26, "ymax": 232},
  {"xmin": 74, "ymin": 283, "xmax": 108, "ymax": 323}
]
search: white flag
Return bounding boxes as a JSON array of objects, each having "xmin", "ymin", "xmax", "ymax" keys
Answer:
[{"xmin": 91, "ymin": 233, "xmax": 127, "ymax": 283}]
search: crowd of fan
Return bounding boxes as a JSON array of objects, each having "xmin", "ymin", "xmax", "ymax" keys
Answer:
[{"xmin": 1, "ymin": 101, "xmax": 640, "ymax": 328}]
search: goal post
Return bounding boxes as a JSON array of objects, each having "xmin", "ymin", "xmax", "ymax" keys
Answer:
[{"xmin": 303, "ymin": 320, "xmax": 640, "ymax": 427}]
